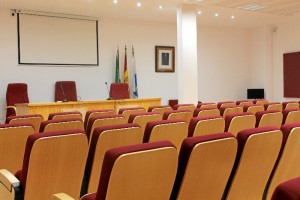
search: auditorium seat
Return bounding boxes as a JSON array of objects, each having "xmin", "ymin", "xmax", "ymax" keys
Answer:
[
  {"xmin": 217, "ymin": 101, "xmax": 236, "ymax": 109},
  {"xmin": 79, "ymin": 141, "xmax": 178, "ymax": 200},
  {"xmin": 109, "ymin": 83, "xmax": 130, "ymax": 99},
  {"xmin": 84, "ymin": 124, "xmax": 143, "ymax": 194},
  {"xmin": 220, "ymin": 105, "xmax": 243, "ymax": 118},
  {"xmin": 243, "ymin": 104, "xmax": 264, "ymax": 115},
  {"xmin": 84, "ymin": 109, "xmax": 115, "ymax": 130},
  {"xmin": 55, "ymin": 81, "xmax": 77, "ymax": 102},
  {"xmin": 256, "ymin": 110, "xmax": 283, "ymax": 128},
  {"xmin": 118, "ymin": 107, "xmax": 146, "ymax": 122},
  {"xmin": 147, "ymin": 105, "xmax": 172, "ymax": 116},
  {"xmin": 0, "ymin": 129, "xmax": 88, "ymax": 200},
  {"xmin": 196, "ymin": 102, "xmax": 217, "ymax": 109},
  {"xmin": 223, "ymin": 127, "xmax": 282, "ymax": 200},
  {"xmin": 0, "ymin": 123, "xmax": 35, "ymax": 174},
  {"xmin": 48, "ymin": 111, "xmax": 82, "ymax": 120},
  {"xmin": 163, "ymin": 110, "xmax": 193, "ymax": 123},
  {"xmin": 264, "ymin": 122, "xmax": 300, "ymax": 200},
  {"xmin": 224, "ymin": 112, "xmax": 256, "ymax": 136},
  {"xmin": 271, "ymin": 177, "xmax": 300, "ymax": 200},
  {"xmin": 5, "ymin": 114, "xmax": 43, "ymax": 133},
  {"xmin": 40, "ymin": 118, "xmax": 84, "ymax": 132},
  {"xmin": 282, "ymin": 108, "xmax": 300, "ymax": 125},
  {"xmin": 188, "ymin": 115, "xmax": 225, "ymax": 137},
  {"xmin": 86, "ymin": 114, "xmax": 127, "ymax": 142},
  {"xmin": 144, "ymin": 119, "xmax": 188, "ymax": 153},
  {"xmin": 193, "ymin": 107, "xmax": 220, "ymax": 117},
  {"xmin": 282, "ymin": 101, "xmax": 299, "ymax": 109},
  {"xmin": 173, "ymin": 104, "xmax": 196, "ymax": 112},
  {"xmin": 128, "ymin": 112, "xmax": 162, "ymax": 133},
  {"xmin": 6, "ymin": 83, "xmax": 29, "ymax": 118},
  {"xmin": 171, "ymin": 132, "xmax": 237, "ymax": 200},
  {"xmin": 264, "ymin": 102, "xmax": 283, "ymax": 111},
  {"xmin": 253, "ymin": 99, "xmax": 269, "ymax": 105},
  {"xmin": 236, "ymin": 100, "xmax": 253, "ymax": 107}
]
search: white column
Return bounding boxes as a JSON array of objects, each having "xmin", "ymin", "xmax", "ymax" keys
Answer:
[{"xmin": 177, "ymin": 4, "xmax": 198, "ymax": 104}]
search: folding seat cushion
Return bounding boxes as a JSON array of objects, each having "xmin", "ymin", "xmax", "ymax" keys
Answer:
[
  {"xmin": 282, "ymin": 101, "xmax": 299, "ymax": 109},
  {"xmin": 144, "ymin": 119, "xmax": 188, "ymax": 153},
  {"xmin": 271, "ymin": 177, "xmax": 300, "ymax": 200},
  {"xmin": 171, "ymin": 132, "xmax": 237, "ymax": 200},
  {"xmin": 223, "ymin": 127, "xmax": 282, "ymax": 200},
  {"xmin": 147, "ymin": 105, "xmax": 172, "ymax": 116},
  {"xmin": 118, "ymin": 107, "xmax": 146, "ymax": 122},
  {"xmin": 6, "ymin": 83, "xmax": 29, "ymax": 118},
  {"xmin": 109, "ymin": 83, "xmax": 130, "ymax": 99},
  {"xmin": 193, "ymin": 107, "xmax": 220, "ymax": 117},
  {"xmin": 236, "ymin": 100, "xmax": 253, "ymax": 107},
  {"xmin": 39, "ymin": 118, "xmax": 84, "ymax": 132},
  {"xmin": 0, "ymin": 129, "xmax": 88, "ymax": 200},
  {"xmin": 0, "ymin": 123, "xmax": 35, "ymax": 174},
  {"xmin": 5, "ymin": 114, "xmax": 43, "ymax": 133},
  {"xmin": 196, "ymin": 102, "xmax": 217, "ymax": 109},
  {"xmin": 264, "ymin": 102, "xmax": 283, "ymax": 111},
  {"xmin": 163, "ymin": 110, "xmax": 193, "ymax": 123},
  {"xmin": 256, "ymin": 110, "xmax": 283, "ymax": 128},
  {"xmin": 84, "ymin": 124, "xmax": 143, "ymax": 194},
  {"xmin": 48, "ymin": 111, "xmax": 82, "ymax": 120},
  {"xmin": 264, "ymin": 122, "xmax": 300, "ymax": 200},
  {"xmin": 224, "ymin": 112, "xmax": 256, "ymax": 136},
  {"xmin": 173, "ymin": 104, "xmax": 196, "ymax": 112},
  {"xmin": 55, "ymin": 81, "xmax": 77, "ymax": 102},
  {"xmin": 253, "ymin": 99, "xmax": 269, "ymax": 105},
  {"xmin": 84, "ymin": 109, "xmax": 115, "ymax": 130},
  {"xmin": 188, "ymin": 115, "xmax": 225, "ymax": 137},
  {"xmin": 217, "ymin": 101, "xmax": 235, "ymax": 109},
  {"xmin": 220, "ymin": 105, "xmax": 243, "ymax": 118},
  {"xmin": 243, "ymin": 104, "xmax": 264, "ymax": 114},
  {"xmin": 81, "ymin": 141, "xmax": 178, "ymax": 200},
  {"xmin": 86, "ymin": 114, "xmax": 126, "ymax": 141},
  {"xmin": 282, "ymin": 108, "xmax": 300, "ymax": 125},
  {"xmin": 128, "ymin": 112, "xmax": 162, "ymax": 133}
]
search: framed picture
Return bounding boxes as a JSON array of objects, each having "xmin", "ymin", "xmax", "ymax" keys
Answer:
[{"xmin": 155, "ymin": 46, "xmax": 175, "ymax": 72}]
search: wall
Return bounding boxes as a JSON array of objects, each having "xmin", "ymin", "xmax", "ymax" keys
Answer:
[{"xmin": 0, "ymin": 7, "xmax": 252, "ymax": 122}]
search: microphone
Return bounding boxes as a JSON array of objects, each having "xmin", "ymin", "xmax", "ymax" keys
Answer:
[
  {"xmin": 105, "ymin": 82, "xmax": 111, "ymax": 100},
  {"xmin": 60, "ymin": 82, "xmax": 68, "ymax": 102}
]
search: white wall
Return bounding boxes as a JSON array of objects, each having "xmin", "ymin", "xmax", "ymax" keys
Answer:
[{"xmin": 0, "ymin": 7, "xmax": 253, "ymax": 122}]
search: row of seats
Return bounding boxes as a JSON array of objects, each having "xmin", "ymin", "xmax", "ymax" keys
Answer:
[{"xmin": 2, "ymin": 122, "xmax": 300, "ymax": 200}]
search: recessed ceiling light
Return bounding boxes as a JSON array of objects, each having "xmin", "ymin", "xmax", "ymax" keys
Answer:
[
  {"xmin": 237, "ymin": 4, "xmax": 267, "ymax": 11},
  {"xmin": 113, "ymin": 0, "xmax": 118, "ymax": 4},
  {"xmin": 137, "ymin": 2, "xmax": 142, "ymax": 7},
  {"xmin": 231, "ymin": 15, "xmax": 235, "ymax": 19},
  {"xmin": 215, "ymin": 13, "xmax": 219, "ymax": 17},
  {"xmin": 158, "ymin": 5, "xmax": 163, "ymax": 9},
  {"xmin": 197, "ymin": 10, "xmax": 202, "ymax": 15}
]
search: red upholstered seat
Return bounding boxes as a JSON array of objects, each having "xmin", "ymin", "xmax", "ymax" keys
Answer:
[
  {"xmin": 109, "ymin": 83, "xmax": 130, "ymax": 99},
  {"xmin": 127, "ymin": 112, "xmax": 162, "ymax": 133},
  {"xmin": 84, "ymin": 109, "xmax": 115, "ymax": 130},
  {"xmin": 147, "ymin": 105, "xmax": 172, "ymax": 116},
  {"xmin": 48, "ymin": 111, "xmax": 82, "ymax": 120},
  {"xmin": 282, "ymin": 101, "xmax": 299, "ymax": 109},
  {"xmin": 171, "ymin": 132, "xmax": 237, "ymax": 200},
  {"xmin": 173, "ymin": 104, "xmax": 196, "ymax": 112},
  {"xmin": 243, "ymin": 104, "xmax": 264, "ymax": 114},
  {"xmin": 193, "ymin": 107, "xmax": 220, "ymax": 117},
  {"xmin": 55, "ymin": 81, "xmax": 77, "ymax": 102},
  {"xmin": 5, "ymin": 114, "xmax": 44, "ymax": 133},
  {"xmin": 188, "ymin": 115, "xmax": 225, "ymax": 137},
  {"xmin": 196, "ymin": 102, "xmax": 217, "ymax": 109},
  {"xmin": 236, "ymin": 100, "xmax": 253, "ymax": 107},
  {"xmin": 223, "ymin": 127, "xmax": 282, "ymax": 200},
  {"xmin": 81, "ymin": 141, "xmax": 178, "ymax": 200},
  {"xmin": 271, "ymin": 177, "xmax": 300, "ymax": 200},
  {"xmin": 118, "ymin": 107, "xmax": 146, "ymax": 122},
  {"xmin": 264, "ymin": 102, "xmax": 283, "ymax": 111},
  {"xmin": 256, "ymin": 110, "xmax": 283, "ymax": 128},
  {"xmin": 6, "ymin": 83, "xmax": 29, "ymax": 118},
  {"xmin": 217, "ymin": 101, "xmax": 235, "ymax": 109},
  {"xmin": 39, "ymin": 118, "xmax": 84, "ymax": 132},
  {"xmin": 253, "ymin": 99, "xmax": 269, "ymax": 105},
  {"xmin": 282, "ymin": 108, "xmax": 300, "ymax": 125},
  {"xmin": 219, "ymin": 105, "xmax": 243, "ymax": 118},
  {"xmin": 163, "ymin": 110, "xmax": 193, "ymax": 123},
  {"xmin": 224, "ymin": 112, "xmax": 256, "ymax": 136}
]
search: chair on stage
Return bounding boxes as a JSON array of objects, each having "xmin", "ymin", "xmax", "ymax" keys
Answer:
[
  {"xmin": 170, "ymin": 132, "xmax": 237, "ymax": 200},
  {"xmin": 256, "ymin": 110, "xmax": 283, "ymax": 128},
  {"xmin": 282, "ymin": 101, "xmax": 299, "ymax": 109},
  {"xmin": 5, "ymin": 114, "xmax": 43, "ymax": 133},
  {"xmin": 48, "ymin": 111, "xmax": 82, "ymax": 120},
  {"xmin": 188, "ymin": 115, "xmax": 225, "ymax": 137},
  {"xmin": 173, "ymin": 104, "xmax": 196, "ymax": 112},
  {"xmin": 282, "ymin": 108, "xmax": 300, "ymax": 125},
  {"xmin": 271, "ymin": 177, "xmax": 300, "ymax": 200},
  {"xmin": 55, "ymin": 81, "xmax": 77, "ymax": 102},
  {"xmin": 84, "ymin": 109, "xmax": 115, "ymax": 130},
  {"xmin": 224, "ymin": 112, "xmax": 256, "ymax": 136},
  {"xmin": 128, "ymin": 112, "xmax": 162, "ymax": 133},
  {"xmin": 243, "ymin": 104, "xmax": 264, "ymax": 115},
  {"xmin": 109, "ymin": 83, "xmax": 130, "ymax": 99},
  {"xmin": 147, "ymin": 105, "xmax": 172, "ymax": 117},
  {"xmin": 40, "ymin": 118, "xmax": 84, "ymax": 132},
  {"xmin": 0, "ymin": 123, "xmax": 35, "ymax": 174},
  {"xmin": 6, "ymin": 83, "xmax": 29, "ymax": 118},
  {"xmin": 223, "ymin": 127, "xmax": 282, "ymax": 200},
  {"xmin": 193, "ymin": 107, "xmax": 220, "ymax": 117},
  {"xmin": 144, "ymin": 119, "xmax": 188, "ymax": 153},
  {"xmin": 163, "ymin": 110, "xmax": 193, "ymax": 123},
  {"xmin": 118, "ymin": 107, "xmax": 146, "ymax": 122},
  {"xmin": 83, "ymin": 124, "xmax": 143, "ymax": 194}
]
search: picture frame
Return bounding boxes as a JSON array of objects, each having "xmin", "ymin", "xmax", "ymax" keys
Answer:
[{"xmin": 155, "ymin": 46, "xmax": 175, "ymax": 72}]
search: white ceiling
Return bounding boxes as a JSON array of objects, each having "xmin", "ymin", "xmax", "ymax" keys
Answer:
[{"xmin": 2, "ymin": 0, "xmax": 300, "ymax": 28}]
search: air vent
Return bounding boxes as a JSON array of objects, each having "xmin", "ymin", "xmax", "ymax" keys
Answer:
[{"xmin": 237, "ymin": 4, "xmax": 267, "ymax": 11}]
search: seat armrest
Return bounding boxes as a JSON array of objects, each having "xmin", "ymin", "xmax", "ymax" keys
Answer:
[
  {"xmin": 6, "ymin": 106, "xmax": 16, "ymax": 112},
  {"xmin": 51, "ymin": 193, "xmax": 76, "ymax": 200},
  {"xmin": 0, "ymin": 169, "xmax": 21, "ymax": 200}
]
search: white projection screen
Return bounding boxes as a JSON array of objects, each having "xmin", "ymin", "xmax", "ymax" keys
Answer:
[{"xmin": 17, "ymin": 12, "xmax": 99, "ymax": 66}]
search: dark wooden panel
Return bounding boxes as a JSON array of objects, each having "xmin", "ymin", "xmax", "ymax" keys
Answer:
[{"xmin": 284, "ymin": 52, "xmax": 300, "ymax": 98}]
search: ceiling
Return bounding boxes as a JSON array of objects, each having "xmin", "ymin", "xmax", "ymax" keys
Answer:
[{"xmin": 2, "ymin": 0, "xmax": 300, "ymax": 28}]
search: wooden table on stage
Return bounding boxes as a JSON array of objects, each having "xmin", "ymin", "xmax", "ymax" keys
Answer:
[{"xmin": 15, "ymin": 98, "xmax": 161, "ymax": 120}]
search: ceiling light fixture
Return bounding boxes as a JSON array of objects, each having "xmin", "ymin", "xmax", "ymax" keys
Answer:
[
  {"xmin": 197, "ymin": 10, "xmax": 202, "ymax": 15},
  {"xmin": 237, "ymin": 4, "xmax": 267, "ymax": 11},
  {"xmin": 137, "ymin": 2, "xmax": 142, "ymax": 7},
  {"xmin": 158, "ymin": 5, "xmax": 163, "ymax": 9},
  {"xmin": 215, "ymin": 13, "xmax": 219, "ymax": 17},
  {"xmin": 113, "ymin": 0, "xmax": 118, "ymax": 4},
  {"xmin": 231, "ymin": 15, "xmax": 235, "ymax": 19}
]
